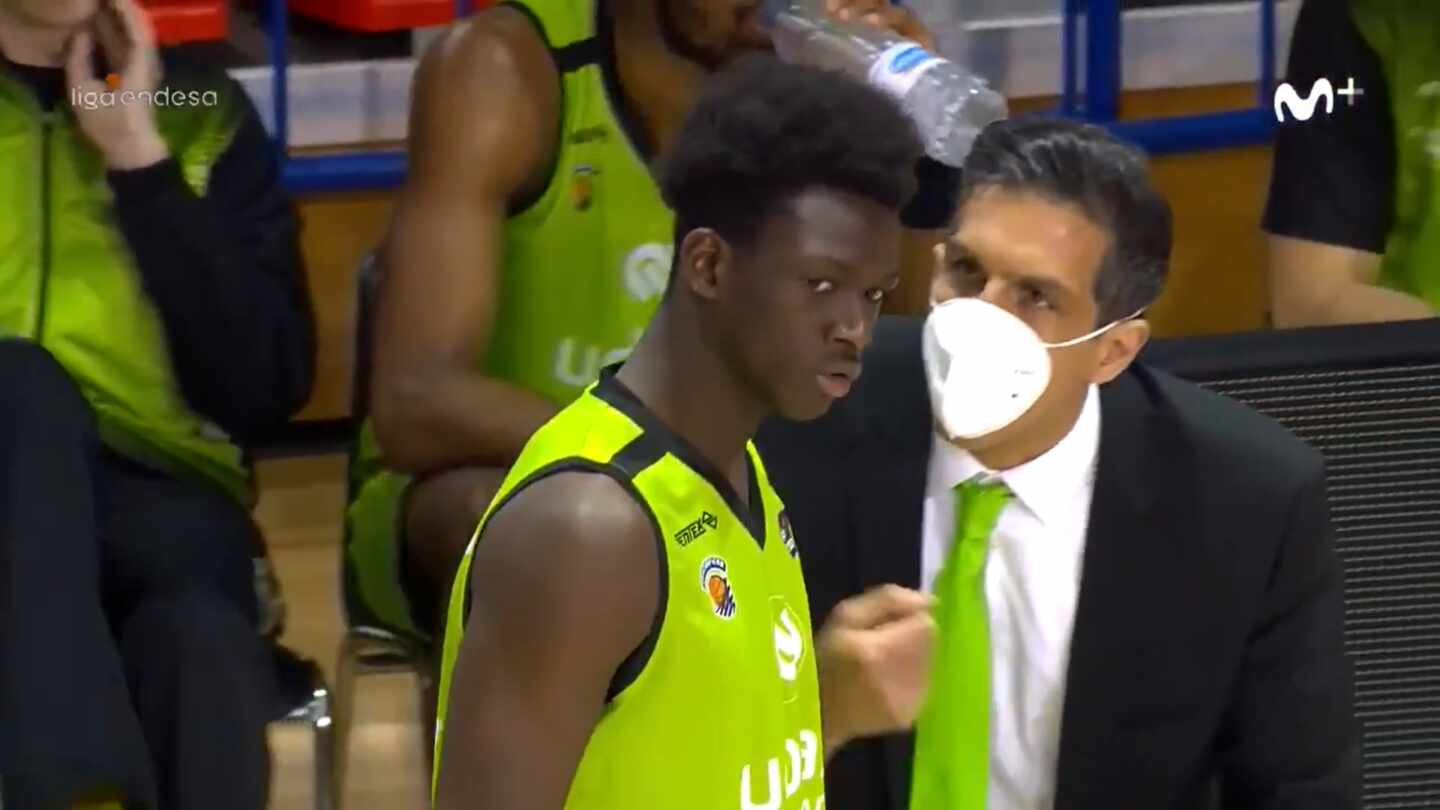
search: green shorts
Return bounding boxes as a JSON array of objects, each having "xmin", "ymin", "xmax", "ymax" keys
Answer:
[{"xmin": 344, "ymin": 467, "xmax": 429, "ymax": 641}]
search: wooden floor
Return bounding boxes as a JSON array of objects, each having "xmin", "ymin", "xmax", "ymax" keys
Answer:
[{"xmin": 254, "ymin": 454, "xmax": 429, "ymax": 810}]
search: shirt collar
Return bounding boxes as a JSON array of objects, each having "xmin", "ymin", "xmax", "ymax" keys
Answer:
[{"xmin": 927, "ymin": 384, "xmax": 1102, "ymax": 526}]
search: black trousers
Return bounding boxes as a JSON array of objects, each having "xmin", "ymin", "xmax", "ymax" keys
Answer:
[{"xmin": 0, "ymin": 340, "xmax": 274, "ymax": 810}]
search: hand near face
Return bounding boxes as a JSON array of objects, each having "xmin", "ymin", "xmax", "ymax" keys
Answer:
[
  {"xmin": 817, "ymin": 584, "xmax": 937, "ymax": 755},
  {"xmin": 65, "ymin": 0, "xmax": 169, "ymax": 170},
  {"xmin": 825, "ymin": 0, "xmax": 937, "ymax": 53}
]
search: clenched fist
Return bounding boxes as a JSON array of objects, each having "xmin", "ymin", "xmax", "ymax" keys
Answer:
[{"xmin": 816, "ymin": 584, "xmax": 937, "ymax": 756}]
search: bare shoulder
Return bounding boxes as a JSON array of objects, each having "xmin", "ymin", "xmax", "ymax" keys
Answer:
[
  {"xmin": 416, "ymin": 6, "xmax": 556, "ymax": 95},
  {"xmin": 406, "ymin": 6, "xmax": 560, "ymax": 193},
  {"xmin": 484, "ymin": 470, "xmax": 656, "ymax": 553},
  {"xmin": 470, "ymin": 470, "xmax": 660, "ymax": 629}
]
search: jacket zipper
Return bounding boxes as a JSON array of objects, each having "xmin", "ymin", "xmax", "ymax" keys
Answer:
[{"xmin": 35, "ymin": 111, "xmax": 53, "ymax": 341}]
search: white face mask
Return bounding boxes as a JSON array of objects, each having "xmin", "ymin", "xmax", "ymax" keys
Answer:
[{"xmin": 921, "ymin": 296, "xmax": 1134, "ymax": 441}]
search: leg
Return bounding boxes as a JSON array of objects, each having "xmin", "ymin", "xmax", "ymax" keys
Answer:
[
  {"xmin": 117, "ymin": 591, "xmax": 273, "ymax": 810},
  {"xmin": 0, "ymin": 340, "xmax": 158, "ymax": 810},
  {"xmin": 401, "ymin": 467, "xmax": 507, "ymax": 638},
  {"xmin": 399, "ymin": 467, "xmax": 507, "ymax": 745},
  {"xmin": 99, "ymin": 453, "xmax": 273, "ymax": 810}
]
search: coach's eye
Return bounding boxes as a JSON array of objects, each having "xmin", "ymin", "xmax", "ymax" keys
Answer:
[
  {"xmin": 866, "ymin": 287, "xmax": 887, "ymax": 302},
  {"xmin": 809, "ymin": 279, "xmax": 835, "ymax": 293},
  {"xmin": 1021, "ymin": 284, "xmax": 1052, "ymax": 310}
]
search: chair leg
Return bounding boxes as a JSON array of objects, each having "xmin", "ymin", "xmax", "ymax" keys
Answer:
[
  {"xmin": 415, "ymin": 662, "xmax": 435, "ymax": 795},
  {"xmin": 331, "ymin": 632, "xmax": 364, "ymax": 810},
  {"xmin": 311, "ymin": 682, "xmax": 336, "ymax": 810}
]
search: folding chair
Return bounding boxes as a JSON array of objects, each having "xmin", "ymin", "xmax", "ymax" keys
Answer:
[{"xmin": 331, "ymin": 252, "xmax": 434, "ymax": 808}]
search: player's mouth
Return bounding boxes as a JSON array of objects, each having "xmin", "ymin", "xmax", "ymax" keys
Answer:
[{"xmin": 817, "ymin": 362, "xmax": 861, "ymax": 399}]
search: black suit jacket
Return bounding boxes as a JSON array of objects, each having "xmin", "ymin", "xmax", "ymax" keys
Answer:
[{"xmin": 755, "ymin": 316, "xmax": 1362, "ymax": 810}]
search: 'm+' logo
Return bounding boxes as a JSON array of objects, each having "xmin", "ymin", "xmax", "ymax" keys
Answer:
[{"xmin": 1274, "ymin": 77, "xmax": 1364, "ymax": 122}]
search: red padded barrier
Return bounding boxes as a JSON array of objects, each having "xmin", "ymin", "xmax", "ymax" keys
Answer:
[
  {"xmin": 137, "ymin": 0, "xmax": 230, "ymax": 45},
  {"xmin": 286, "ymin": 0, "xmax": 464, "ymax": 32}
]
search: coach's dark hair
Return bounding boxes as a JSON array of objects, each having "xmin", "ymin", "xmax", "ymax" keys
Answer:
[
  {"xmin": 656, "ymin": 55, "xmax": 922, "ymax": 292},
  {"xmin": 960, "ymin": 117, "xmax": 1172, "ymax": 324}
]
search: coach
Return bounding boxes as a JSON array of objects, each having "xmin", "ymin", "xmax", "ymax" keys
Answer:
[{"xmin": 757, "ymin": 118, "xmax": 1362, "ymax": 810}]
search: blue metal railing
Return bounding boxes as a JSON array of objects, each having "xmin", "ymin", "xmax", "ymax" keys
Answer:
[
  {"xmin": 1084, "ymin": 0, "xmax": 1121, "ymax": 122},
  {"xmin": 267, "ymin": 0, "xmax": 414, "ymax": 193},
  {"xmin": 1060, "ymin": 0, "xmax": 1080, "ymax": 117},
  {"xmin": 266, "ymin": 0, "xmax": 1281, "ymax": 192},
  {"xmin": 1059, "ymin": 0, "xmax": 1279, "ymax": 155}
]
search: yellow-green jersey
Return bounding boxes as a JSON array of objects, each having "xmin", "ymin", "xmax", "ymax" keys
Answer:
[
  {"xmin": 345, "ymin": 0, "xmax": 676, "ymax": 639},
  {"xmin": 433, "ymin": 366, "xmax": 827, "ymax": 810},
  {"xmin": 1350, "ymin": 0, "xmax": 1440, "ymax": 308}
]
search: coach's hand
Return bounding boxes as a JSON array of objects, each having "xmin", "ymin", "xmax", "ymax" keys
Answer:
[
  {"xmin": 826, "ymin": 0, "xmax": 936, "ymax": 53},
  {"xmin": 817, "ymin": 584, "xmax": 936, "ymax": 757}
]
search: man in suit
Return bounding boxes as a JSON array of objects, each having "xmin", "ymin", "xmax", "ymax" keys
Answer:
[{"xmin": 757, "ymin": 118, "xmax": 1361, "ymax": 809}]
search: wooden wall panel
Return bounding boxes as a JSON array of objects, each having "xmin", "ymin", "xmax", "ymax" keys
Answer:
[
  {"xmin": 1146, "ymin": 144, "xmax": 1273, "ymax": 337},
  {"xmin": 293, "ymin": 191, "xmax": 394, "ymax": 421}
]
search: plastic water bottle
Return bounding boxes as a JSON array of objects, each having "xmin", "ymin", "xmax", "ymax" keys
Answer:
[{"xmin": 760, "ymin": 0, "xmax": 1008, "ymax": 166}]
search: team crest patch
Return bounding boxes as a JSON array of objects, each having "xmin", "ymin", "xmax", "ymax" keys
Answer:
[
  {"xmin": 700, "ymin": 556, "xmax": 737, "ymax": 619},
  {"xmin": 779, "ymin": 510, "xmax": 798, "ymax": 558}
]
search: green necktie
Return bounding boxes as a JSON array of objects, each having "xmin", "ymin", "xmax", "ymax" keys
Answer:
[{"xmin": 910, "ymin": 477, "xmax": 1011, "ymax": 810}]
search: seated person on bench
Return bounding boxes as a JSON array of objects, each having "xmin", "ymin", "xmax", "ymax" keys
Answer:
[{"xmin": 0, "ymin": 1, "xmax": 313, "ymax": 808}]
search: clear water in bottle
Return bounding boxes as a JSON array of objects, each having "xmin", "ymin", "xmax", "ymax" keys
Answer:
[{"xmin": 760, "ymin": 0, "xmax": 1008, "ymax": 166}]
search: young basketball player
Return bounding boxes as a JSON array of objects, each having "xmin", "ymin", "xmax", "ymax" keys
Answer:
[{"xmin": 431, "ymin": 56, "xmax": 938, "ymax": 809}]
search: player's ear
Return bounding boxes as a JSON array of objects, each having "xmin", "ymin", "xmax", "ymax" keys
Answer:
[{"xmin": 679, "ymin": 228, "xmax": 728, "ymax": 301}]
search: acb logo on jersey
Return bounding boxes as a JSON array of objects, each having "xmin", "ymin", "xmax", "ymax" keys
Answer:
[{"xmin": 701, "ymin": 556, "xmax": 738, "ymax": 619}]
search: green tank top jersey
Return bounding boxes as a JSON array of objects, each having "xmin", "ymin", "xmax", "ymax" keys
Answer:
[
  {"xmin": 481, "ymin": 0, "xmax": 676, "ymax": 398},
  {"xmin": 432, "ymin": 368, "xmax": 826, "ymax": 810},
  {"xmin": 345, "ymin": 0, "xmax": 675, "ymax": 637},
  {"xmin": 1350, "ymin": 0, "xmax": 1440, "ymax": 308}
]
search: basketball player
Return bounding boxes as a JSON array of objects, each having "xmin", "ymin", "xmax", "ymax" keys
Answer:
[
  {"xmin": 431, "ymin": 56, "xmax": 936, "ymax": 809},
  {"xmin": 347, "ymin": 0, "xmax": 957, "ymax": 713}
]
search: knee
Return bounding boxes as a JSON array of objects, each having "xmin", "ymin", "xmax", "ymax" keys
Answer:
[
  {"xmin": 120, "ymin": 591, "xmax": 268, "ymax": 681},
  {"xmin": 465, "ymin": 467, "xmax": 508, "ymax": 517},
  {"xmin": 0, "ymin": 339, "xmax": 91, "ymax": 424},
  {"xmin": 406, "ymin": 466, "xmax": 507, "ymax": 561},
  {"xmin": 0, "ymin": 339, "xmax": 73, "ymax": 389}
]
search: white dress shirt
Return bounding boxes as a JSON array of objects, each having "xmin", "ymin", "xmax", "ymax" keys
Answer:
[{"xmin": 920, "ymin": 385, "xmax": 1101, "ymax": 810}]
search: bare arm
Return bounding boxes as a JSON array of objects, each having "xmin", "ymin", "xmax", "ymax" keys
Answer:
[
  {"xmin": 1261, "ymin": 0, "xmax": 1432, "ymax": 328},
  {"xmin": 370, "ymin": 11, "xmax": 563, "ymax": 475},
  {"xmin": 1267, "ymin": 236, "xmax": 1434, "ymax": 327},
  {"xmin": 432, "ymin": 472, "xmax": 660, "ymax": 809}
]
